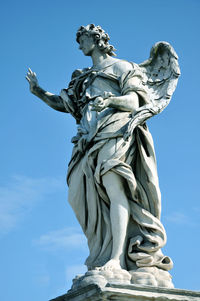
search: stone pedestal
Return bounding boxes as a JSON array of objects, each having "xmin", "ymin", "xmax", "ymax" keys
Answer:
[{"xmin": 50, "ymin": 283, "xmax": 200, "ymax": 301}]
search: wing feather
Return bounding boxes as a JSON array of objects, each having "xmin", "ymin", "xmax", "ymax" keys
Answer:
[{"xmin": 124, "ymin": 42, "xmax": 180, "ymax": 140}]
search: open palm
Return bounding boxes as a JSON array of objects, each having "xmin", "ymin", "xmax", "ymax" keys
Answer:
[{"xmin": 26, "ymin": 68, "xmax": 39, "ymax": 92}]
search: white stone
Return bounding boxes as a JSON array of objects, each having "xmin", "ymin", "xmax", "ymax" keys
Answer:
[{"xmin": 26, "ymin": 24, "xmax": 181, "ymax": 290}]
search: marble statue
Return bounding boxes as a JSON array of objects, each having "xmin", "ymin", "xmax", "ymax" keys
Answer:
[{"xmin": 26, "ymin": 24, "xmax": 180, "ymax": 288}]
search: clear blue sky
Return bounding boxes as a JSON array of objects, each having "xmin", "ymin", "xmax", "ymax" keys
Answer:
[{"xmin": 1, "ymin": 0, "xmax": 200, "ymax": 300}]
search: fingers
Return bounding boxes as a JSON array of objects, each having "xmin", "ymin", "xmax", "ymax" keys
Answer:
[
  {"xmin": 28, "ymin": 68, "xmax": 33, "ymax": 77},
  {"xmin": 25, "ymin": 75, "xmax": 30, "ymax": 82},
  {"xmin": 27, "ymin": 68, "xmax": 36, "ymax": 78},
  {"xmin": 26, "ymin": 68, "xmax": 38, "ymax": 88},
  {"xmin": 91, "ymin": 96, "xmax": 106, "ymax": 111},
  {"xmin": 28, "ymin": 68, "xmax": 35, "ymax": 75},
  {"xmin": 93, "ymin": 97, "xmax": 104, "ymax": 106}
]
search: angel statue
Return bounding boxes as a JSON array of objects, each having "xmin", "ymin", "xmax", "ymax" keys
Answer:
[{"xmin": 26, "ymin": 24, "xmax": 180, "ymax": 288}]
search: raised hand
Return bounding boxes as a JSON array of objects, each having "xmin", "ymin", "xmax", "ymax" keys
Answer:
[{"xmin": 26, "ymin": 68, "xmax": 39, "ymax": 93}]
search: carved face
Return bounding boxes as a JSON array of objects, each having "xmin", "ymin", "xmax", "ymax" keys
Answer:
[{"xmin": 79, "ymin": 33, "xmax": 96, "ymax": 56}]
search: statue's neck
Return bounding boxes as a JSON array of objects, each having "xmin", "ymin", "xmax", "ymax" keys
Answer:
[{"xmin": 91, "ymin": 50, "xmax": 110, "ymax": 67}]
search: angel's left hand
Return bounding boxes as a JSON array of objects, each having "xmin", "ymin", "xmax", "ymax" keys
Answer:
[{"xmin": 91, "ymin": 96, "xmax": 111, "ymax": 112}]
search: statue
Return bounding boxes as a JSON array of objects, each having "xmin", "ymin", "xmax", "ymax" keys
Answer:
[{"xmin": 26, "ymin": 24, "xmax": 180, "ymax": 288}]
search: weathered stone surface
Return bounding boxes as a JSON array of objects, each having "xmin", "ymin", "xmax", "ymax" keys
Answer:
[
  {"xmin": 50, "ymin": 283, "xmax": 200, "ymax": 301},
  {"xmin": 69, "ymin": 268, "xmax": 173, "ymax": 291},
  {"xmin": 27, "ymin": 24, "xmax": 181, "ymax": 290}
]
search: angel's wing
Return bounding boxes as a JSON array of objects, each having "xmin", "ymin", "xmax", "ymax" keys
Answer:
[{"xmin": 124, "ymin": 41, "xmax": 180, "ymax": 140}]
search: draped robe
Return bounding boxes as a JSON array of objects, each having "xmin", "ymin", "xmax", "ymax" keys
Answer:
[{"xmin": 60, "ymin": 59, "xmax": 173, "ymax": 272}]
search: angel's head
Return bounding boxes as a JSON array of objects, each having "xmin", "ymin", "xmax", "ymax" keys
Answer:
[{"xmin": 76, "ymin": 24, "xmax": 116, "ymax": 57}]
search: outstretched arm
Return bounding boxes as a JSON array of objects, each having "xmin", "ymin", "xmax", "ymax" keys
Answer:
[{"xmin": 26, "ymin": 68, "xmax": 67, "ymax": 113}]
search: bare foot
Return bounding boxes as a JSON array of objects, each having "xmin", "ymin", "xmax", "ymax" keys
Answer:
[{"xmin": 97, "ymin": 259, "xmax": 122, "ymax": 271}]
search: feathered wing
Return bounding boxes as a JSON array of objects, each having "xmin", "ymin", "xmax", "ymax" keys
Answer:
[{"xmin": 124, "ymin": 41, "xmax": 180, "ymax": 140}]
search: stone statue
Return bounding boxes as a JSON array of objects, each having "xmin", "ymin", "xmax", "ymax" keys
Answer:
[{"xmin": 26, "ymin": 24, "xmax": 180, "ymax": 288}]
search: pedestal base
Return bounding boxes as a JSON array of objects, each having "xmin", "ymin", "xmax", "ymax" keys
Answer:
[{"xmin": 50, "ymin": 283, "xmax": 200, "ymax": 301}]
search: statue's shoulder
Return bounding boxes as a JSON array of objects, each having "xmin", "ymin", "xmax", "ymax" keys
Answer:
[{"xmin": 111, "ymin": 58, "xmax": 138, "ymax": 76}]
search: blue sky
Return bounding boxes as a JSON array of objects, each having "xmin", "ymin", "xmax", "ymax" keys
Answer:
[{"xmin": 1, "ymin": 0, "xmax": 200, "ymax": 300}]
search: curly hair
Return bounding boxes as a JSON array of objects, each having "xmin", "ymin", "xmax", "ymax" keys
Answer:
[{"xmin": 76, "ymin": 24, "xmax": 116, "ymax": 56}]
